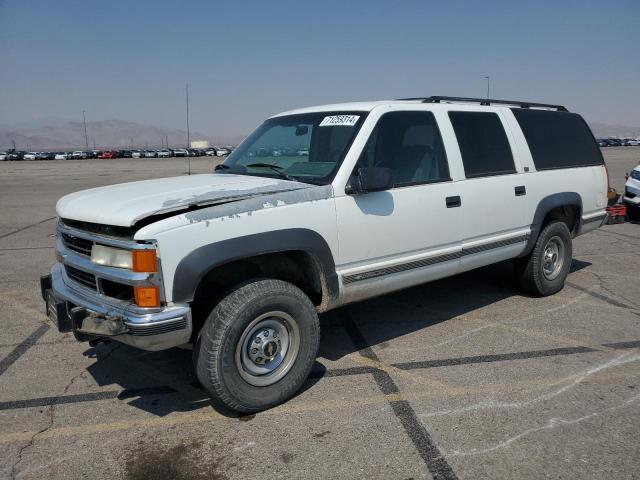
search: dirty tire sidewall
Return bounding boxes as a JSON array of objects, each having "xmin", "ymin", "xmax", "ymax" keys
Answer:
[
  {"xmin": 517, "ymin": 221, "xmax": 573, "ymax": 296},
  {"xmin": 195, "ymin": 279, "xmax": 320, "ymax": 413}
]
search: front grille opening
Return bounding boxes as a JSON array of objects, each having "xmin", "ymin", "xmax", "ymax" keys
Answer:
[
  {"xmin": 61, "ymin": 233, "xmax": 93, "ymax": 256},
  {"xmin": 100, "ymin": 279, "xmax": 134, "ymax": 302},
  {"xmin": 65, "ymin": 265, "xmax": 97, "ymax": 290}
]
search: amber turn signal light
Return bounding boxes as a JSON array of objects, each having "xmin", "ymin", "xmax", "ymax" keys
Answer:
[
  {"xmin": 134, "ymin": 286, "xmax": 160, "ymax": 308},
  {"xmin": 133, "ymin": 250, "xmax": 157, "ymax": 273}
]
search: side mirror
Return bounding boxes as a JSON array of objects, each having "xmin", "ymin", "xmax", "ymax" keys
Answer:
[{"xmin": 347, "ymin": 167, "xmax": 393, "ymax": 194}]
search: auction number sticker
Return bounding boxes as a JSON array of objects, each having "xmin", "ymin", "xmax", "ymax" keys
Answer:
[{"xmin": 319, "ymin": 115, "xmax": 360, "ymax": 127}]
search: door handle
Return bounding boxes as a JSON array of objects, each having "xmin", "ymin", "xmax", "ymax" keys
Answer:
[
  {"xmin": 446, "ymin": 196, "xmax": 461, "ymax": 208},
  {"xmin": 515, "ymin": 186, "xmax": 526, "ymax": 196}
]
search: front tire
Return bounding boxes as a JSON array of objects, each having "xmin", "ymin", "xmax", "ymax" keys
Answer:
[
  {"xmin": 194, "ymin": 279, "xmax": 320, "ymax": 413},
  {"xmin": 516, "ymin": 221, "xmax": 573, "ymax": 296}
]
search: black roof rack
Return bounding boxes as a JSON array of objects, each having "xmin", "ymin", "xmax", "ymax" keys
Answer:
[{"xmin": 397, "ymin": 96, "xmax": 568, "ymax": 112}]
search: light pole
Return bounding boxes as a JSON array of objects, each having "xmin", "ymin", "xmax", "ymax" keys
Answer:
[
  {"xmin": 484, "ymin": 76, "xmax": 490, "ymax": 99},
  {"xmin": 82, "ymin": 110, "xmax": 89, "ymax": 151},
  {"xmin": 185, "ymin": 83, "xmax": 191, "ymax": 175}
]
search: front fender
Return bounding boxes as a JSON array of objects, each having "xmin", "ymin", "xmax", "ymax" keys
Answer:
[{"xmin": 172, "ymin": 228, "xmax": 338, "ymax": 304}]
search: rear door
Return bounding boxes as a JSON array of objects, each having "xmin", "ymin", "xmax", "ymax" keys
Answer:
[{"xmin": 446, "ymin": 109, "xmax": 531, "ymax": 272}]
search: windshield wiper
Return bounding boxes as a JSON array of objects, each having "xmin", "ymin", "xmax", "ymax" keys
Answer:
[
  {"xmin": 245, "ymin": 163, "xmax": 297, "ymax": 182},
  {"xmin": 214, "ymin": 164, "xmax": 230, "ymax": 171}
]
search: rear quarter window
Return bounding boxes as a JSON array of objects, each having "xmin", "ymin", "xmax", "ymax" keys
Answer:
[
  {"xmin": 511, "ymin": 109, "xmax": 604, "ymax": 170},
  {"xmin": 448, "ymin": 111, "xmax": 516, "ymax": 178}
]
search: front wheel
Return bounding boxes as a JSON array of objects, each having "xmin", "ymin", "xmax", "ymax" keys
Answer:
[
  {"xmin": 194, "ymin": 279, "xmax": 320, "ymax": 413},
  {"xmin": 516, "ymin": 221, "xmax": 573, "ymax": 296}
]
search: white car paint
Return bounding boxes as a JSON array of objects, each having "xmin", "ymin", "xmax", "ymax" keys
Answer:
[
  {"xmin": 0, "ymin": 152, "xmax": 6, "ymax": 161},
  {"xmin": 55, "ymin": 99, "xmax": 607, "ymax": 308},
  {"xmin": 23, "ymin": 152, "xmax": 37, "ymax": 160},
  {"xmin": 56, "ymin": 173, "xmax": 313, "ymax": 227},
  {"xmin": 624, "ymin": 165, "xmax": 640, "ymax": 207},
  {"xmin": 54, "ymin": 153, "xmax": 69, "ymax": 160}
]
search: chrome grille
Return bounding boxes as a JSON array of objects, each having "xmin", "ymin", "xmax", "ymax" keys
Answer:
[
  {"xmin": 61, "ymin": 233, "xmax": 93, "ymax": 256},
  {"xmin": 65, "ymin": 265, "xmax": 97, "ymax": 290}
]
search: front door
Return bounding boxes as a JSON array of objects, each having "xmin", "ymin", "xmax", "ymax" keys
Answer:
[{"xmin": 334, "ymin": 110, "xmax": 462, "ymax": 304}]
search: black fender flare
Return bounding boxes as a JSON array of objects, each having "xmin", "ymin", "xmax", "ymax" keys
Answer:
[
  {"xmin": 172, "ymin": 228, "xmax": 338, "ymax": 304},
  {"xmin": 518, "ymin": 192, "xmax": 583, "ymax": 258}
]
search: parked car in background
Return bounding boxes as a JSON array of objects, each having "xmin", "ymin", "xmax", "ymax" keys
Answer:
[
  {"xmin": 8, "ymin": 151, "xmax": 26, "ymax": 160},
  {"xmin": 144, "ymin": 150, "xmax": 157, "ymax": 158},
  {"xmin": 624, "ymin": 164, "xmax": 640, "ymax": 221},
  {"xmin": 157, "ymin": 149, "xmax": 171, "ymax": 158},
  {"xmin": 23, "ymin": 152, "xmax": 37, "ymax": 160},
  {"xmin": 35, "ymin": 152, "xmax": 51, "ymax": 160},
  {"xmin": 118, "ymin": 150, "xmax": 133, "ymax": 158},
  {"xmin": 172, "ymin": 148, "xmax": 189, "ymax": 157},
  {"xmin": 0, "ymin": 152, "xmax": 7, "ymax": 161},
  {"xmin": 54, "ymin": 152, "xmax": 69, "ymax": 160},
  {"xmin": 204, "ymin": 148, "xmax": 217, "ymax": 156},
  {"xmin": 99, "ymin": 151, "xmax": 116, "ymax": 159},
  {"xmin": 131, "ymin": 150, "xmax": 143, "ymax": 158},
  {"xmin": 623, "ymin": 138, "xmax": 640, "ymax": 146},
  {"xmin": 71, "ymin": 151, "xmax": 88, "ymax": 160},
  {"xmin": 216, "ymin": 147, "xmax": 230, "ymax": 156},
  {"xmin": 606, "ymin": 138, "xmax": 623, "ymax": 147},
  {"xmin": 597, "ymin": 139, "xmax": 608, "ymax": 147}
]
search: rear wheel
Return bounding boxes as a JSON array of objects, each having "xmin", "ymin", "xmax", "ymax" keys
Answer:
[
  {"xmin": 516, "ymin": 221, "xmax": 572, "ymax": 296},
  {"xmin": 194, "ymin": 279, "xmax": 320, "ymax": 413}
]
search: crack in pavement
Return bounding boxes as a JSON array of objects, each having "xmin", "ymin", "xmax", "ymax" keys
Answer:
[
  {"xmin": 419, "ymin": 350, "xmax": 640, "ymax": 419},
  {"xmin": 445, "ymin": 392, "xmax": 640, "ymax": 457},
  {"xmin": 9, "ymin": 343, "xmax": 122, "ymax": 479}
]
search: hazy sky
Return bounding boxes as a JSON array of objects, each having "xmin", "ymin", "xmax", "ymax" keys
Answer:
[{"xmin": 1, "ymin": 0, "xmax": 638, "ymax": 135}]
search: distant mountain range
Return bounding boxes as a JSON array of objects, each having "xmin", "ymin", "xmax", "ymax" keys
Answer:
[
  {"xmin": 0, "ymin": 117, "xmax": 245, "ymax": 151},
  {"xmin": 587, "ymin": 122, "xmax": 640, "ymax": 139},
  {"xmin": 0, "ymin": 117, "xmax": 638, "ymax": 151}
]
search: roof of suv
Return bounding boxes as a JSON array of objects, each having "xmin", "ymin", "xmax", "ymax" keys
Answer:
[{"xmin": 273, "ymin": 96, "xmax": 568, "ymax": 118}]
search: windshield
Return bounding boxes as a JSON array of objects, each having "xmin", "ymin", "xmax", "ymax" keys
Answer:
[{"xmin": 220, "ymin": 111, "xmax": 367, "ymax": 184}]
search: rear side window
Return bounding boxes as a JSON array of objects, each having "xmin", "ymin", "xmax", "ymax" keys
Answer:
[
  {"xmin": 511, "ymin": 109, "xmax": 604, "ymax": 170},
  {"xmin": 449, "ymin": 112, "xmax": 516, "ymax": 178}
]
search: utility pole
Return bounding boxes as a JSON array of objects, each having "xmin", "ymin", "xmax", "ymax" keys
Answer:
[
  {"xmin": 186, "ymin": 83, "xmax": 191, "ymax": 175},
  {"xmin": 130, "ymin": 137, "xmax": 134, "ymax": 149},
  {"xmin": 12, "ymin": 139, "xmax": 16, "ymax": 150},
  {"xmin": 165, "ymin": 135, "xmax": 169, "ymax": 149},
  {"xmin": 484, "ymin": 76, "xmax": 490, "ymax": 99},
  {"xmin": 82, "ymin": 110, "xmax": 89, "ymax": 151}
]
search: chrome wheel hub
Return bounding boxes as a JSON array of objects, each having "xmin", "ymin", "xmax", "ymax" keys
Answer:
[
  {"xmin": 542, "ymin": 236, "xmax": 565, "ymax": 281},
  {"xmin": 235, "ymin": 311, "xmax": 300, "ymax": 387}
]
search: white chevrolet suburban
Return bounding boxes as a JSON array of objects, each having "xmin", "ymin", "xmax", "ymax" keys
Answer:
[{"xmin": 41, "ymin": 96, "xmax": 608, "ymax": 412}]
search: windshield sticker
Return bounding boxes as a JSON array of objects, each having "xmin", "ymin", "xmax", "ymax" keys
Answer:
[{"xmin": 319, "ymin": 115, "xmax": 360, "ymax": 127}]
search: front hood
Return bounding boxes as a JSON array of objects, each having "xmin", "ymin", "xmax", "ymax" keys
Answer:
[{"xmin": 56, "ymin": 174, "xmax": 312, "ymax": 227}]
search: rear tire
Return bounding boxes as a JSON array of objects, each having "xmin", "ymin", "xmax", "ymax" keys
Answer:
[
  {"xmin": 626, "ymin": 204, "xmax": 640, "ymax": 223},
  {"xmin": 516, "ymin": 221, "xmax": 572, "ymax": 296},
  {"xmin": 194, "ymin": 279, "xmax": 320, "ymax": 413}
]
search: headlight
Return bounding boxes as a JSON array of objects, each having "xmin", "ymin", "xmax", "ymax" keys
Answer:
[
  {"xmin": 630, "ymin": 170, "xmax": 640, "ymax": 181},
  {"xmin": 91, "ymin": 245, "xmax": 133, "ymax": 269}
]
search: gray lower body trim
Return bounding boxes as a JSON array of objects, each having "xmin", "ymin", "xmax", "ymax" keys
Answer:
[{"xmin": 342, "ymin": 233, "xmax": 529, "ymax": 285}]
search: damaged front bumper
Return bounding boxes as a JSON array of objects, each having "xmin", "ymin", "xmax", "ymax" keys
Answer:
[{"xmin": 41, "ymin": 264, "xmax": 192, "ymax": 351}]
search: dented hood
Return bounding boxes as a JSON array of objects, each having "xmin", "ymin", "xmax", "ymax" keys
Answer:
[{"xmin": 56, "ymin": 174, "xmax": 312, "ymax": 227}]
